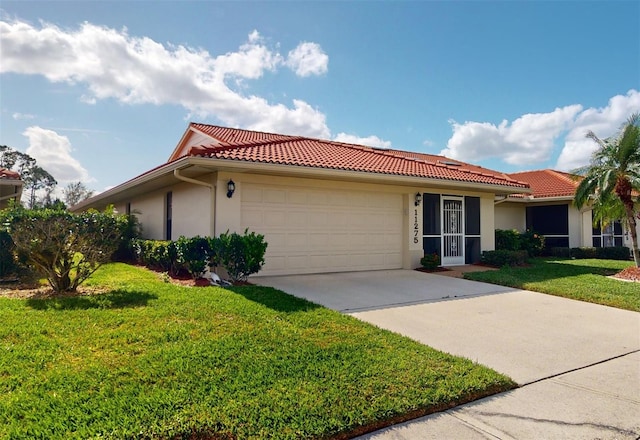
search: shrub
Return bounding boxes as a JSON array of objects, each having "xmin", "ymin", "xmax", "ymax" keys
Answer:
[
  {"xmin": 134, "ymin": 230, "xmax": 268, "ymax": 284},
  {"xmin": 0, "ymin": 230, "xmax": 16, "ymax": 278},
  {"xmin": 495, "ymin": 229, "xmax": 545, "ymax": 257},
  {"xmin": 481, "ymin": 250, "xmax": 528, "ymax": 267},
  {"xmin": 134, "ymin": 239, "xmax": 181, "ymax": 274},
  {"xmin": 570, "ymin": 247, "xmax": 597, "ymax": 259},
  {"xmin": 218, "ymin": 229, "xmax": 268, "ymax": 283},
  {"xmin": 0, "ymin": 207, "xmax": 123, "ymax": 292},
  {"xmin": 519, "ymin": 230, "xmax": 545, "ymax": 257},
  {"xmin": 550, "ymin": 247, "xmax": 571, "ymax": 258},
  {"xmin": 495, "ymin": 229, "xmax": 520, "ymax": 251},
  {"xmin": 175, "ymin": 236, "xmax": 212, "ymax": 279},
  {"xmin": 595, "ymin": 246, "xmax": 631, "ymax": 261},
  {"xmin": 420, "ymin": 253, "xmax": 441, "ymax": 270},
  {"xmin": 111, "ymin": 214, "xmax": 141, "ymax": 262}
]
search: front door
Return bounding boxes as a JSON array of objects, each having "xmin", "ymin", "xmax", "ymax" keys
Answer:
[{"xmin": 441, "ymin": 197, "xmax": 465, "ymax": 265}]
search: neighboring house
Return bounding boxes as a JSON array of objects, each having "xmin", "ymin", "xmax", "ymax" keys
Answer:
[
  {"xmin": 0, "ymin": 167, "xmax": 22, "ymax": 210},
  {"xmin": 73, "ymin": 123, "xmax": 529, "ymax": 275},
  {"xmin": 495, "ymin": 169, "xmax": 631, "ymax": 250}
]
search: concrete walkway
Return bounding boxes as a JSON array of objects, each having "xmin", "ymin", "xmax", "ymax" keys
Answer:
[{"xmin": 257, "ymin": 270, "xmax": 640, "ymax": 439}]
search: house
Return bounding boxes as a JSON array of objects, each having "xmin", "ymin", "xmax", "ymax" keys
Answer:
[
  {"xmin": 73, "ymin": 123, "xmax": 530, "ymax": 276},
  {"xmin": 0, "ymin": 167, "xmax": 22, "ymax": 210},
  {"xmin": 495, "ymin": 169, "xmax": 629, "ymax": 250}
]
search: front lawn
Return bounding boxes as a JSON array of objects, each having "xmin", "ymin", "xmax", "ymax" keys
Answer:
[
  {"xmin": 0, "ymin": 263, "xmax": 515, "ymax": 439},
  {"xmin": 465, "ymin": 258, "xmax": 640, "ymax": 312}
]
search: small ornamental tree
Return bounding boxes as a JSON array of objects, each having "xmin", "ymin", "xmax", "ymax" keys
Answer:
[{"xmin": 1, "ymin": 206, "xmax": 124, "ymax": 292}]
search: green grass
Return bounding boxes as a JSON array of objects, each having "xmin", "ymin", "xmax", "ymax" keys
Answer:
[
  {"xmin": 465, "ymin": 258, "xmax": 640, "ymax": 312},
  {"xmin": 0, "ymin": 263, "xmax": 515, "ymax": 440}
]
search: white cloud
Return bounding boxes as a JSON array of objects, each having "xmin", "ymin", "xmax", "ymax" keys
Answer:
[
  {"xmin": 12, "ymin": 112, "xmax": 35, "ymax": 120},
  {"xmin": 441, "ymin": 105, "xmax": 582, "ymax": 165},
  {"xmin": 1, "ymin": 19, "xmax": 331, "ymax": 138},
  {"xmin": 286, "ymin": 42, "xmax": 329, "ymax": 77},
  {"xmin": 555, "ymin": 89, "xmax": 640, "ymax": 171},
  {"xmin": 334, "ymin": 132, "xmax": 392, "ymax": 148},
  {"xmin": 22, "ymin": 126, "xmax": 92, "ymax": 185}
]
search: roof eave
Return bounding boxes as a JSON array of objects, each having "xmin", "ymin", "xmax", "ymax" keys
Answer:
[
  {"xmin": 187, "ymin": 157, "xmax": 530, "ymax": 194},
  {"xmin": 73, "ymin": 156, "xmax": 530, "ymax": 212}
]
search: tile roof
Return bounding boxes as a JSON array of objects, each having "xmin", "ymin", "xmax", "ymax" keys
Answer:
[
  {"xmin": 187, "ymin": 123, "xmax": 529, "ymax": 189},
  {"xmin": 0, "ymin": 167, "xmax": 20, "ymax": 180},
  {"xmin": 507, "ymin": 169, "xmax": 580, "ymax": 198}
]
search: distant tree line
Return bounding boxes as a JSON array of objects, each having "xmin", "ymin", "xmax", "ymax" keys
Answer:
[{"xmin": 0, "ymin": 145, "xmax": 93, "ymax": 209}]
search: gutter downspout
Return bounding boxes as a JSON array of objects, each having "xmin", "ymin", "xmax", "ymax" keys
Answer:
[
  {"xmin": 173, "ymin": 169, "xmax": 214, "ymax": 189},
  {"xmin": 494, "ymin": 196, "xmax": 510, "ymax": 205}
]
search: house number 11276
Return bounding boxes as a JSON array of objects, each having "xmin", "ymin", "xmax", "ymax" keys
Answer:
[{"xmin": 413, "ymin": 208, "xmax": 419, "ymax": 243}]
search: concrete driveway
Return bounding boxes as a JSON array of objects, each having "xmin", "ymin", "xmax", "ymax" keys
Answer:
[
  {"xmin": 256, "ymin": 269, "xmax": 515, "ymax": 312},
  {"xmin": 257, "ymin": 269, "xmax": 640, "ymax": 439}
]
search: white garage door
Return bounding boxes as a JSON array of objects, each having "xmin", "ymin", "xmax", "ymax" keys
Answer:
[{"xmin": 241, "ymin": 183, "xmax": 404, "ymax": 276}]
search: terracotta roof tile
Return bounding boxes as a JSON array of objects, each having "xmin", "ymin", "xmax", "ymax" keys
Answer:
[
  {"xmin": 507, "ymin": 169, "xmax": 580, "ymax": 198},
  {"xmin": 188, "ymin": 123, "xmax": 529, "ymax": 189},
  {"xmin": 0, "ymin": 167, "xmax": 20, "ymax": 180}
]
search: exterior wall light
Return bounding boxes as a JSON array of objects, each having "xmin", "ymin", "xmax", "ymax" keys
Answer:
[
  {"xmin": 227, "ymin": 180, "xmax": 236, "ymax": 198},
  {"xmin": 415, "ymin": 192, "xmax": 422, "ymax": 206}
]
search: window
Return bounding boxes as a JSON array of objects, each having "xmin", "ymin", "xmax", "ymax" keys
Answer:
[
  {"xmin": 464, "ymin": 196, "xmax": 481, "ymax": 263},
  {"xmin": 166, "ymin": 191, "xmax": 172, "ymax": 240},
  {"xmin": 592, "ymin": 213, "xmax": 623, "ymax": 247},
  {"xmin": 526, "ymin": 204, "xmax": 569, "ymax": 249}
]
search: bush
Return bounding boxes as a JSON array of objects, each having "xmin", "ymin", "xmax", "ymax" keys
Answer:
[
  {"xmin": 420, "ymin": 253, "xmax": 441, "ymax": 270},
  {"xmin": 0, "ymin": 207, "xmax": 123, "ymax": 292},
  {"xmin": 134, "ymin": 239, "xmax": 181, "ymax": 274},
  {"xmin": 519, "ymin": 230, "xmax": 545, "ymax": 257},
  {"xmin": 495, "ymin": 229, "xmax": 545, "ymax": 257},
  {"xmin": 595, "ymin": 246, "xmax": 631, "ymax": 261},
  {"xmin": 481, "ymin": 250, "xmax": 528, "ymax": 267},
  {"xmin": 550, "ymin": 247, "xmax": 571, "ymax": 258},
  {"xmin": 570, "ymin": 247, "xmax": 597, "ymax": 259},
  {"xmin": 0, "ymin": 230, "xmax": 16, "ymax": 278},
  {"xmin": 134, "ymin": 230, "xmax": 268, "ymax": 284},
  {"xmin": 495, "ymin": 229, "xmax": 520, "ymax": 251},
  {"xmin": 175, "ymin": 236, "xmax": 212, "ymax": 279},
  {"xmin": 112, "ymin": 214, "xmax": 141, "ymax": 262},
  {"xmin": 217, "ymin": 229, "xmax": 268, "ymax": 283}
]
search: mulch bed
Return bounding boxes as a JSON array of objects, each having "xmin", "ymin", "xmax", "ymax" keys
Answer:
[
  {"xmin": 415, "ymin": 267, "xmax": 451, "ymax": 273},
  {"xmin": 611, "ymin": 266, "xmax": 640, "ymax": 282}
]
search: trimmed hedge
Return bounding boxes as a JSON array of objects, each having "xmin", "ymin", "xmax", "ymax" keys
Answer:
[
  {"xmin": 550, "ymin": 247, "xmax": 571, "ymax": 258},
  {"xmin": 596, "ymin": 246, "xmax": 631, "ymax": 260},
  {"xmin": 481, "ymin": 250, "xmax": 528, "ymax": 267},
  {"xmin": 135, "ymin": 230, "xmax": 268, "ymax": 283},
  {"xmin": 569, "ymin": 246, "xmax": 630, "ymax": 261}
]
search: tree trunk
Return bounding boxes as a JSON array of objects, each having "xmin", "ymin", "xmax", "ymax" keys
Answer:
[{"xmin": 625, "ymin": 208, "xmax": 640, "ymax": 267}]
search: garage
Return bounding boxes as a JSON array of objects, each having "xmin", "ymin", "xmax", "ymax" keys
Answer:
[{"xmin": 241, "ymin": 182, "xmax": 404, "ymax": 276}]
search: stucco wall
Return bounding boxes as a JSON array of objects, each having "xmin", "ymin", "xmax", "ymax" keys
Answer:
[
  {"xmin": 495, "ymin": 203, "xmax": 526, "ymax": 231},
  {"xmin": 568, "ymin": 204, "xmax": 585, "ymax": 248},
  {"xmin": 128, "ymin": 191, "xmax": 166, "ymax": 240},
  {"xmin": 481, "ymin": 196, "xmax": 496, "ymax": 251},
  {"xmin": 171, "ymin": 182, "xmax": 212, "ymax": 238}
]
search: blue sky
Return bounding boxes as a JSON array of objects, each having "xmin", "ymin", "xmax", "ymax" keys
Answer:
[{"xmin": 1, "ymin": 1, "xmax": 639, "ymax": 194}]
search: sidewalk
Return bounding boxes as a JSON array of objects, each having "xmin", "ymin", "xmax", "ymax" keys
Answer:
[
  {"xmin": 356, "ymin": 351, "xmax": 639, "ymax": 439},
  {"xmin": 351, "ymin": 291, "xmax": 640, "ymax": 439}
]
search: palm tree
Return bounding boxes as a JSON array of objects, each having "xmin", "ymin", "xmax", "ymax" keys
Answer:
[{"xmin": 574, "ymin": 113, "xmax": 640, "ymax": 266}]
